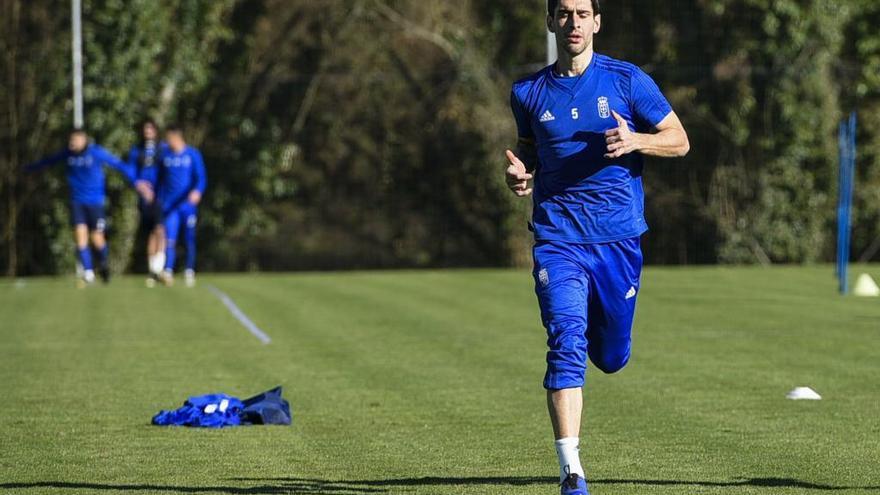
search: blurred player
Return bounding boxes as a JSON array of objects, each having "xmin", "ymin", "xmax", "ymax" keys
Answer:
[
  {"xmin": 141, "ymin": 124, "xmax": 206, "ymax": 287},
  {"xmin": 25, "ymin": 128, "xmax": 150, "ymax": 285},
  {"xmin": 127, "ymin": 118, "xmax": 166, "ymax": 286},
  {"xmin": 505, "ymin": 1, "xmax": 689, "ymax": 493}
]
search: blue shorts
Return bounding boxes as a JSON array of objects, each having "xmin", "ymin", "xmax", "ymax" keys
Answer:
[
  {"xmin": 163, "ymin": 203, "xmax": 198, "ymax": 242},
  {"xmin": 70, "ymin": 203, "xmax": 106, "ymax": 231},
  {"xmin": 533, "ymin": 237, "xmax": 642, "ymax": 390}
]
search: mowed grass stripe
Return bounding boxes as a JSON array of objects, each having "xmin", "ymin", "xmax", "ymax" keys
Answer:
[
  {"xmin": 1, "ymin": 267, "xmax": 878, "ymax": 494},
  {"xmin": 610, "ymin": 266, "xmax": 880, "ymax": 489},
  {"xmin": 204, "ymin": 273, "xmax": 552, "ymax": 476}
]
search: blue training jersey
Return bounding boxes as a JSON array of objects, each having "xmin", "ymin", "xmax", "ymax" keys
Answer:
[
  {"xmin": 25, "ymin": 144, "xmax": 133, "ymax": 205},
  {"xmin": 141, "ymin": 145, "xmax": 207, "ymax": 212},
  {"xmin": 127, "ymin": 141, "xmax": 168, "ymax": 185},
  {"xmin": 510, "ymin": 53, "xmax": 673, "ymax": 243}
]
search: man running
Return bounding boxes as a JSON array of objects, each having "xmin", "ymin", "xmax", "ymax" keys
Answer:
[
  {"xmin": 505, "ymin": 1, "xmax": 690, "ymax": 493},
  {"xmin": 25, "ymin": 128, "xmax": 149, "ymax": 285}
]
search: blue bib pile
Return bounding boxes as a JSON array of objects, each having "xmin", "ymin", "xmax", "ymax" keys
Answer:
[
  {"xmin": 152, "ymin": 386, "xmax": 292, "ymax": 428},
  {"xmin": 152, "ymin": 393, "xmax": 244, "ymax": 428}
]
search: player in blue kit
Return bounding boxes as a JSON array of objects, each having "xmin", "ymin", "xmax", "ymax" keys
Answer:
[
  {"xmin": 25, "ymin": 128, "xmax": 148, "ymax": 285},
  {"xmin": 505, "ymin": 1, "xmax": 690, "ymax": 493},
  {"xmin": 127, "ymin": 118, "xmax": 167, "ymax": 284},
  {"xmin": 140, "ymin": 124, "xmax": 206, "ymax": 287}
]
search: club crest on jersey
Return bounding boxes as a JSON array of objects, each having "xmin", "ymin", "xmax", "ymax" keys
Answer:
[
  {"xmin": 598, "ymin": 97, "xmax": 611, "ymax": 119},
  {"xmin": 538, "ymin": 268, "xmax": 550, "ymax": 287}
]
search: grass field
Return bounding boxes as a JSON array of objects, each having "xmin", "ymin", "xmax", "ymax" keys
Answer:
[{"xmin": 1, "ymin": 266, "xmax": 879, "ymax": 495}]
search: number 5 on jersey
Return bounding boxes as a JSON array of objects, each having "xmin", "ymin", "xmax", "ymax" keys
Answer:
[{"xmin": 571, "ymin": 108, "xmax": 579, "ymax": 120}]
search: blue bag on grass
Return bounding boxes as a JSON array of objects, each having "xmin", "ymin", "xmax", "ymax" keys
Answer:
[{"xmin": 240, "ymin": 386, "xmax": 292, "ymax": 425}]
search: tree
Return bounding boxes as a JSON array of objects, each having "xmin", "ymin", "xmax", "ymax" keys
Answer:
[
  {"xmin": 0, "ymin": 0, "xmax": 234, "ymax": 276},
  {"xmin": 844, "ymin": 0, "xmax": 880, "ymax": 262},
  {"xmin": 0, "ymin": 0, "xmax": 75, "ymax": 276},
  {"xmin": 178, "ymin": 0, "xmax": 529, "ymax": 270},
  {"xmin": 5, "ymin": 0, "xmax": 880, "ymax": 274}
]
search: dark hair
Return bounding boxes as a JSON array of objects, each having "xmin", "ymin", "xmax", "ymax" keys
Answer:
[
  {"xmin": 138, "ymin": 117, "xmax": 158, "ymax": 144},
  {"xmin": 140, "ymin": 117, "xmax": 158, "ymax": 131},
  {"xmin": 70, "ymin": 127, "xmax": 87, "ymax": 136},
  {"xmin": 548, "ymin": 0, "xmax": 600, "ymax": 16},
  {"xmin": 165, "ymin": 123, "xmax": 183, "ymax": 135}
]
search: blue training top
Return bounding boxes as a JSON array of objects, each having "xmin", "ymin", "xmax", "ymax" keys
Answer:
[
  {"xmin": 127, "ymin": 141, "xmax": 168, "ymax": 183},
  {"xmin": 510, "ymin": 53, "xmax": 673, "ymax": 244},
  {"xmin": 140, "ymin": 145, "xmax": 207, "ymax": 213},
  {"xmin": 25, "ymin": 144, "xmax": 134, "ymax": 205},
  {"xmin": 128, "ymin": 141, "xmax": 167, "ymax": 207}
]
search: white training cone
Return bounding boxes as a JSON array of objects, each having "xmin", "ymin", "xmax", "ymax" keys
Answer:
[
  {"xmin": 853, "ymin": 273, "xmax": 880, "ymax": 297},
  {"xmin": 786, "ymin": 387, "xmax": 822, "ymax": 400}
]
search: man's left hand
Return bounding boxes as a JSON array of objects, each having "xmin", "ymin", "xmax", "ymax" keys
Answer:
[
  {"xmin": 605, "ymin": 110, "xmax": 642, "ymax": 159},
  {"xmin": 135, "ymin": 180, "xmax": 155, "ymax": 203},
  {"xmin": 188, "ymin": 190, "xmax": 202, "ymax": 205}
]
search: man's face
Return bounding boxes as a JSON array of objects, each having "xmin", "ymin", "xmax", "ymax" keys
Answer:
[
  {"xmin": 143, "ymin": 123, "xmax": 158, "ymax": 141},
  {"xmin": 68, "ymin": 132, "xmax": 87, "ymax": 153},
  {"xmin": 548, "ymin": 0, "xmax": 601, "ymax": 57},
  {"xmin": 166, "ymin": 131, "xmax": 185, "ymax": 152}
]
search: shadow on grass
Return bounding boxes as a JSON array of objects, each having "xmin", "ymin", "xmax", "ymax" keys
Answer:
[
  {"xmin": 596, "ymin": 478, "xmax": 880, "ymax": 491},
  {"xmin": 2, "ymin": 477, "xmax": 879, "ymax": 493}
]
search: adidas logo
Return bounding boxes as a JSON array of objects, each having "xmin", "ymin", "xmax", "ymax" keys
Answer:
[
  {"xmin": 539, "ymin": 110, "xmax": 556, "ymax": 123},
  {"xmin": 625, "ymin": 286, "xmax": 637, "ymax": 300}
]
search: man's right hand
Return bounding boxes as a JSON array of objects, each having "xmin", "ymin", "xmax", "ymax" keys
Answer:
[{"xmin": 505, "ymin": 149, "xmax": 533, "ymax": 197}]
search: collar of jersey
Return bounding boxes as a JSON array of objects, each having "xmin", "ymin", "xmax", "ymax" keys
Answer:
[
  {"xmin": 71, "ymin": 144, "xmax": 93, "ymax": 156},
  {"xmin": 546, "ymin": 52, "xmax": 599, "ymax": 97},
  {"xmin": 168, "ymin": 146, "xmax": 189, "ymax": 157}
]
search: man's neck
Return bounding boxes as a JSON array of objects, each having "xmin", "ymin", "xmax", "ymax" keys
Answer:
[{"xmin": 555, "ymin": 47, "xmax": 594, "ymax": 77}]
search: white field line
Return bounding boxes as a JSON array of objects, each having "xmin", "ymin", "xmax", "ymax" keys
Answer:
[{"xmin": 206, "ymin": 284, "xmax": 271, "ymax": 345}]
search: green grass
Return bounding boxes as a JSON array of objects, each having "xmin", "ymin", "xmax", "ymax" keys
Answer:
[{"xmin": 1, "ymin": 266, "xmax": 879, "ymax": 495}]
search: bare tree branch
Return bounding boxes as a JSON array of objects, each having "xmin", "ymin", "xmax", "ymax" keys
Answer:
[{"xmin": 372, "ymin": 0, "xmax": 458, "ymax": 61}]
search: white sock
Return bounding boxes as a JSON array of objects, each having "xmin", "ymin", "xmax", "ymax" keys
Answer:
[
  {"xmin": 555, "ymin": 437, "xmax": 585, "ymax": 481},
  {"xmin": 149, "ymin": 252, "xmax": 166, "ymax": 275}
]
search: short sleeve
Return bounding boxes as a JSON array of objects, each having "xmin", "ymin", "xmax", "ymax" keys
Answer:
[
  {"xmin": 510, "ymin": 89, "xmax": 534, "ymax": 141},
  {"xmin": 629, "ymin": 68, "xmax": 673, "ymax": 130}
]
